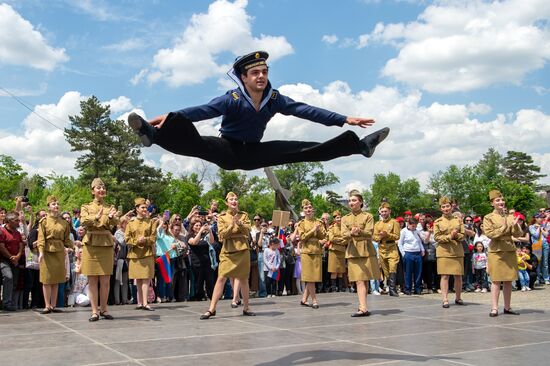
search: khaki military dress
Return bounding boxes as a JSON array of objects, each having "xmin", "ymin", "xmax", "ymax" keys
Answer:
[
  {"xmin": 37, "ymin": 215, "xmax": 73, "ymax": 284},
  {"xmin": 125, "ymin": 217, "xmax": 156, "ymax": 279},
  {"xmin": 297, "ymin": 218, "xmax": 326, "ymax": 282},
  {"xmin": 483, "ymin": 211, "xmax": 522, "ymax": 281},
  {"xmin": 341, "ymin": 211, "xmax": 380, "ymax": 282},
  {"xmin": 217, "ymin": 210, "xmax": 251, "ymax": 279},
  {"xmin": 373, "ymin": 218, "xmax": 401, "ymax": 275},
  {"xmin": 80, "ymin": 199, "xmax": 119, "ymax": 276},
  {"xmin": 434, "ymin": 215, "xmax": 465, "ymax": 275},
  {"xmin": 327, "ymin": 223, "xmax": 347, "ymax": 273}
]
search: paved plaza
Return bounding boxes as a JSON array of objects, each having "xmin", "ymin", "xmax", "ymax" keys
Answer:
[{"xmin": 1, "ymin": 288, "xmax": 549, "ymax": 366}]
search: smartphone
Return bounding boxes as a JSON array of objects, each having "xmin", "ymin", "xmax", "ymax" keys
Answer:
[
  {"xmin": 163, "ymin": 210, "xmax": 171, "ymax": 222},
  {"xmin": 22, "ymin": 188, "xmax": 29, "ymax": 203}
]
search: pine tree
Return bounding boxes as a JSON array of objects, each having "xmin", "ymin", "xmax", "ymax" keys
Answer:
[
  {"xmin": 64, "ymin": 96, "xmax": 164, "ymax": 208},
  {"xmin": 503, "ymin": 150, "xmax": 546, "ymax": 188}
]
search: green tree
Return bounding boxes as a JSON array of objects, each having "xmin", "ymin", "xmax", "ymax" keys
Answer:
[
  {"xmin": 476, "ymin": 148, "xmax": 504, "ymax": 186},
  {"xmin": 503, "ymin": 150, "xmax": 546, "ymax": 188},
  {"xmin": 64, "ymin": 96, "xmax": 164, "ymax": 208},
  {"xmin": 45, "ymin": 174, "xmax": 95, "ymax": 213},
  {"xmin": 273, "ymin": 162, "xmax": 339, "ymax": 211},
  {"xmin": 0, "ymin": 154, "xmax": 27, "ymax": 209},
  {"xmin": 368, "ymin": 172, "xmax": 432, "ymax": 216},
  {"xmin": 156, "ymin": 173, "xmax": 203, "ymax": 218},
  {"xmin": 64, "ymin": 96, "xmax": 112, "ymax": 180}
]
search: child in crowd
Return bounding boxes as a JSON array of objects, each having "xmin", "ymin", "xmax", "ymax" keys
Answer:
[
  {"xmin": 472, "ymin": 242, "xmax": 488, "ymax": 293},
  {"xmin": 263, "ymin": 237, "xmax": 281, "ymax": 298},
  {"xmin": 517, "ymin": 247, "xmax": 531, "ymax": 291}
]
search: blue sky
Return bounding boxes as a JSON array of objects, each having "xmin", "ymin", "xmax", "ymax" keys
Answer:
[{"xmin": 0, "ymin": 0, "xmax": 549, "ymax": 194}]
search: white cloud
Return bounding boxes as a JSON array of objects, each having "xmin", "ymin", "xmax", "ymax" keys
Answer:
[
  {"xmin": 102, "ymin": 38, "xmax": 147, "ymax": 52},
  {"xmin": 103, "ymin": 96, "xmax": 134, "ymax": 115},
  {"xmin": 3, "ymin": 83, "xmax": 549, "ymax": 194},
  {"xmin": 358, "ymin": 0, "xmax": 550, "ymax": 93},
  {"xmin": 322, "ymin": 34, "xmax": 338, "ymax": 45},
  {"xmin": 260, "ymin": 81, "xmax": 550, "ymax": 192},
  {"xmin": 136, "ymin": 0, "xmax": 293, "ymax": 87},
  {"xmin": 65, "ymin": 0, "xmax": 127, "ymax": 22},
  {"xmin": 0, "ymin": 92, "xmax": 136, "ymax": 178},
  {"xmin": 0, "ymin": 3, "xmax": 68, "ymax": 71}
]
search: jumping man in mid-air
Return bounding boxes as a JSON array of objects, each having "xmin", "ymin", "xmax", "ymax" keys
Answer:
[{"xmin": 129, "ymin": 51, "xmax": 389, "ymax": 170}]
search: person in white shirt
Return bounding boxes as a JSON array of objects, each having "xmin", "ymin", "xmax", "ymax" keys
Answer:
[{"xmin": 398, "ymin": 218, "xmax": 425, "ymax": 295}]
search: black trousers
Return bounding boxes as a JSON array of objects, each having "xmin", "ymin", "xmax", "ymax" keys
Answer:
[
  {"xmin": 156, "ymin": 112, "xmax": 363, "ymax": 170},
  {"xmin": 191, "ymin": 264, "xmax": 214, "ymax": 300}
]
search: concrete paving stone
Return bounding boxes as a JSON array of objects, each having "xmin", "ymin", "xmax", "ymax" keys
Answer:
[
  {"xmin": 359, "ymin": 325, "xmax": 550, "ymax": 357},
  {"xmin": 86, "ymin": 317, "xmax": 270, "ymax": 344},
  {"xmin": 0, "ymin": 329, "xmax": 90, "ymax": 351},
  {"xmin": 2, "ymin": 287, "xmax": 550, "ymax": 365},
  {"xmin": 137, "ymin": 339, "xmax": 464, "ymax": 366},
  {"xmin": 108, "ymin": 329, "xmax": 330, "ymax": 360},
  {"xmin": 439, "ymin": 339, "xmax": 550, "ymax": 366},
  {"xmin": 0, "ymin": 343, "xmax": 128, "ymax": 366}
]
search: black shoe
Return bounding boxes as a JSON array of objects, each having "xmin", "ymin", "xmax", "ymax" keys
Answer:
[
  {"xmin": 135, "ymin": 305, "xmax": 144, "ymax": 310},
  {"xmin": 242, "ymin": 309, "xmax": 256, "ymax": 316},
  {"xmin": 200, "ymin": 310, "xmax": 216, "ymax": 320},
  {"xmin": 142, "ymin": 305, "xmax": 155, "ymax": 311},
  {"xmin": 3, "ymin": 306, "xmax": 16, "ymax": 312},
  {"xmin": 403, "ymin": 291, "xmax": 412, "ymax": 296},
  {"xmin": 128, "ymin": 112, "xmax": 156, "ymax": 147},
  {"xmin": 40, "ymin": 308, "xmax": 51, "ymax": 314},
  {"xmin": 442, "ymin": 301, "xmax": 450, "ymax": 309},
  {"xmin": 311, "ymin": 303, "xmax": 319, "ymax": 309},
  {"xmin": 351, "ymin": 309, "xmax": 371, "ymax": 317},
  {"xmin": 300, "ymin": 301, "xmax": 310, "ymax": 307},
  {"xmin": 489, "ymin": 309, "xmax": 498, "ymax": 317},
  {"xmin": 455, "ymin": 299, "xmax": 465, "ymax": 306},
  {"xmin": 100, "ymin": 311, "xmax": 114, "ymax": 320},
  {"xmin": 50, "ymin": 307, "xmax": 63, "ymax": 313},
  {"xmin": 360, "ymin": 127, "xmax": 390, "ymax": 158},
  {"xmin": 503, "ymin": 308, "xmax": 519, "ymax": 315},
  {"xmin": 231, "ymin": 302, "xmax": 239, "ymax": 308},
  {"xmin": 89, "ymin": 313, "xmax": 100, "ymax": 322}
]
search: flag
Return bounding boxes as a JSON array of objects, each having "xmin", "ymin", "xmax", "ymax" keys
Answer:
[
  {"xmin": 278, "ymin": 228, "xmax": 287, "ymax": 245},
  {"xmin": 269, "ymin": 269, "xmax": 280, "ymax": 281},
  {"xmin": 155, "ymin": 252, "xmax": 172, "ymax": 283}
]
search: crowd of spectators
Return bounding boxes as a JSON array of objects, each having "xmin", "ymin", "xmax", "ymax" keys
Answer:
[{"xmin": 1, "ymin": 194, "xmax": 549, "ymax": 312}]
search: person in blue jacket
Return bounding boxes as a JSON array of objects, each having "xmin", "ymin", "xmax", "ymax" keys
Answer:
[{"xmin": 129, "ymin": 51, "xmax": 389, "ymax": 170}]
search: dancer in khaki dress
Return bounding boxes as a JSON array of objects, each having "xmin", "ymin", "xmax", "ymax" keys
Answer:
[
  {"xmin": 37, "ymin": 196, "xmax": 73, "ymax": 314},
  {"xmin": 327, "ymin": 210, "xmax": 347, "ymax": 292},
  {"xmin": 433, "ymin": 196, "xmax": 465, "ymax": 308},
  {"xmin": 297, "ymin": 199, "xmax": 326, "ymax": 309},
  {"xmin": 342, "ymin": 190, "xmax": 380, "ymax": 317},
  {"xmin": 80, "ymin": 178, "xmax": 119, "ymax": 321},
  {"xmin": 373, "ymin": 202, "xmax": 401, "ymax": 296},
  {"xmin": 483, "ymin": 190, "xmax": 522, "ymax": 317},
  {"xmin": 125, "ymin": 198, "xmax": 157, "ymax": 311},
  {"xmin": 200, "ymin": 192, "xmax": 255, "ymax": 319}
]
